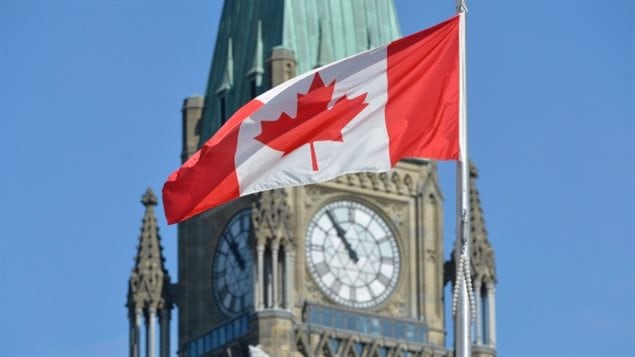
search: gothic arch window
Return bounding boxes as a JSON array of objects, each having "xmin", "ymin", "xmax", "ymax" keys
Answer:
[{"xmin": 219, "ymin": 95, "xmax": 228, "ymax": 124}]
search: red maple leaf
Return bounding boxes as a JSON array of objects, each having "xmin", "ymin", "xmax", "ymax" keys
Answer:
[{"xmin": 255, "ymin": 73, "xmax": 368, "ymax": 171}]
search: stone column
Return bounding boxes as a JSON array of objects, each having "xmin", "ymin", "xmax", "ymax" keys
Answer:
[
  {"xmin": 267, "ymin": 270, "xmax": 273, "ymax": 309},
  {"xmin": 474, "ymin": 279, "xmax": 483, "ymax": 345},
  {"xmin": 146, "ymin": 308, "xmax": 156, "ymax": 357},
  {"xmin": 130, "ymin": 309, "xmax": 141, "ymax": 357},
  {"xmin": 272, "ymin": 242, "xmax": 280, "ymax": 308},
  {"xmin": 284, "ymin": 247, "xmax": 295, "ymax": 310},
  {"xmin": 252, "ymin": 260, "xmax": 259, "ymax": 310},
  {"xmin": 257, "ymin": 244, "xmax": 265, "ymax": 310},
  {"xmin": 159, "ymin": 308, "xmax": 170, "ymax": 357},
  {"xmin": 486, "ymin": 283, "xmax": 497, "ymax": 347}
]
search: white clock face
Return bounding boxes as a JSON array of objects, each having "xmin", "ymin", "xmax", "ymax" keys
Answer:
[
  {"xmin": 306, "ymin": 200, "xmax": 400, "ymax": 308},
  {"xmin": 212, "ymin": 209, "xmax": 253, "ymax": 316}
]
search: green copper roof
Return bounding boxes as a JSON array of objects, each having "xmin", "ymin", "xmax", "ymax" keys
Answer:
[{"xmin": 199, "ymin": 0, "xmax": 401, "ymax": 143}]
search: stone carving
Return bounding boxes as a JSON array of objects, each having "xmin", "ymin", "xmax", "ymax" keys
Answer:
[
  {"xmin": 426, "ymin": 249, "xmax": 437, "ymax": 263},
  {"xmin": 252, "ymin": 189, "xmax": 295, "ymax": 246},
  {"xmin": 379, "ymin": 201, "xmax": 406, "ymax": 229},
  {"xmin": 472, "ymin": 239, "xmax": 497, "ymax": 284},
  {"xmin": 329, "ymin": 170, "xmax": 418, "ymax": 196},
  {"xmin": 356, "ymin": 172, "xmax": 370, "ymax": 189},
  {"xmin": 403, "ymin": 174, "xmax": 415, "ymax": 195},
  {"xmin": 303, "ymin": 186, "xmax": 325, "ymax": 210},
  {"xmin": 379, "ymin": 172, "xmax": 393, "ymax": 193},
  {"xmin": 380, "ymin": 295, "xmax": 406, "ymax": 316},
  {"xmin": 346, "ymin": 172, "xmax": 359, "ymax": 187},
  {"xmin": 391, "ymin": 172, "xmax": 403, "ymax": 194},
  {"xmin": 367, "ymin": 172, "xmax": 381, "ymax": 191},
  {"xmin": 304, "ymin": 277, "xmax": 324, "ymax": 303}
]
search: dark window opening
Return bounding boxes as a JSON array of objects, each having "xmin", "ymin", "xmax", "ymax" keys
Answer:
[
  {"xmin": 220, "ymin": 96, "xmax": 227, "ymax": 124},
  {"xmin": 250, "ymin": 80, "xmax": 257, "ymax": 99}
]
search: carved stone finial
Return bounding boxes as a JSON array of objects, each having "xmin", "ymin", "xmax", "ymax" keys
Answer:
[
  {"xmin": 128, "ymin": 188, "xmax": 171, "ymax": 313},
  {"xmin": 252, "ymin": 189, "xmax": 295, "ymax": 246},
  {"xmin": 141, "ymin": 187, "xmax": 158, "ymax": 207}
]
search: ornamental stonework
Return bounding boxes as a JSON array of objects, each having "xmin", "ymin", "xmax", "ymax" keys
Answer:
[
  {"xmin": 252, "ymin": 189, "xmax": 295, "ymax": 246},
  {"xmin": 332, "ymin": 171, "xmax": 417, "ymax": 196}
]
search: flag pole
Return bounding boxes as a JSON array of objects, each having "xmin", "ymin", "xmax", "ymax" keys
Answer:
[{"xmin": 454, "ymin": 0, "xmax": 473, "ymax": 357}]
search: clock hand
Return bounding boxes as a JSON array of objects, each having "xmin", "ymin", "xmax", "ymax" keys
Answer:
[
  {"xmin": 325, "ymin": 210, "xmax": 359, "ymax": 263},
  {"xmin": 227, "ymin": 239, "xmax": 246, "ymax": 270}
]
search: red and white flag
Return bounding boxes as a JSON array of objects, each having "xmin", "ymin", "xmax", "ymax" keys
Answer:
[{"xmin": 163, "ymin": 16, "xmax": 460, "ymax": 224}]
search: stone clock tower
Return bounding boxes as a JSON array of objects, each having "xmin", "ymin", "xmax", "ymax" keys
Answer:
[{"xmin": 127, "ymin": 1, "xmax": 498, "ymax": 356}]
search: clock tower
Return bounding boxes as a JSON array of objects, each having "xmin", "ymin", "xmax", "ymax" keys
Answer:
[{"xmin": 126, "ymin": 1, "xmax": 498, "ymax": 356}]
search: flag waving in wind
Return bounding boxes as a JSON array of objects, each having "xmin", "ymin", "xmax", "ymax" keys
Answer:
[{"xmin": 163, "ymin": 16, "xmax": 460, "ymax": 224}]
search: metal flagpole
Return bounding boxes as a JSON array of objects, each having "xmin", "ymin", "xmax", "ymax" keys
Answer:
[{"xmin": 453, "ymin": 1, "xmax": 474, "ymax": 357}]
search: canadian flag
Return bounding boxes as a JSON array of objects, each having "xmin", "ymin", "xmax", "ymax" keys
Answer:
[{"xmin": 163, "ymin": 15, "xmax": 460, "ymax": 224}]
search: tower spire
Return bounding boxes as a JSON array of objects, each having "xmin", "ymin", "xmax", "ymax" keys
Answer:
[
  {"xmin": 467, "ymin": 163, "xmax": 497, "ymax": 354},
  {"xmin": 468, "ymin": 163, "xmax": 496, "ymax": 285},
  {"xmin": 127, "ymin": 188, "xmax": 172, "ymax": 357},
  {"xmin": 247, "ymin": 20, "xmax": 264, "ymax": 87}
]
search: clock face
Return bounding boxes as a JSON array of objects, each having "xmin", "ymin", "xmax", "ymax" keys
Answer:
[
  {"xmin": 306, "ymin": 200, "xmax": 400, "ymax": 308},
  {"xmin": 212, "ymin": 209, "xmax": 253, "ymax": 316}
]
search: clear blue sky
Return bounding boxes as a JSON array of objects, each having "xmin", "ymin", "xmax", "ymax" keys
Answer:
[{"xmin": 1, "ymin": 0, "xmax": 633, "ymax": 356}]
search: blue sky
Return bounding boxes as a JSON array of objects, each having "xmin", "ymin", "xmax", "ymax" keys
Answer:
[{"xmin": 0, "ymin": 0, "xmax": 633, "ymax": 356}]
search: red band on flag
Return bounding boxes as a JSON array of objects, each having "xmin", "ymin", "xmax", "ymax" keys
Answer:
[
  {"xmin": 386, "ymin": 16, "xmax": 460, "ymax": 165},
  {"xmin": 162, "ymin": 99, "xmax": 264, "ymax": 224}
]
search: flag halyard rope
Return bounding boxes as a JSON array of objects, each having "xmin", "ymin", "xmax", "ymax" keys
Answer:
[{"xmin": 452, "ymin": 211, "xmax": 476, "ymax": 321}]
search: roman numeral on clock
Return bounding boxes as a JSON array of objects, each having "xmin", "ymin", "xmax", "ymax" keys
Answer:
[
  {"xmin": 380, "ymin": 256, "xmax": 395, "ymax": 264},
  {"xmin": 330, "ymin": 279, "xmax": 343, "ymax": 294},
  {"xmin": 315, "ymin": 261, "xmax": 329, "ymax": 277},
  {"xmin": 349, "ymin": 287, "xmax": 357, "ymax": 301},
  {"xmin": 377, "ymin": 272, "xmax": 392, "ymax": 287},
  {"xmin": 309, "ymin": 244, "xmax": 324, "ymax": 251}
]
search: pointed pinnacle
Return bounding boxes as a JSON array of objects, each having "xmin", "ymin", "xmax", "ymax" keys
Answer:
[
  {"xmin": 216, "ymin": 37, "xmax": 234, "ymax": 94},
  {"xmin": 226, "ymin": 37, "xmax": 234, "ymax": 86},
  {"xmin": 141, "ymin": 187, "xmax": 158, "ymax": 207},
  {"xmin": 247, "ymin": 20, "xmax": 264, "ymax": 82},
  {"xmin": 469, "ymin": 161, "xmax": 479, "ymax": 178}
]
